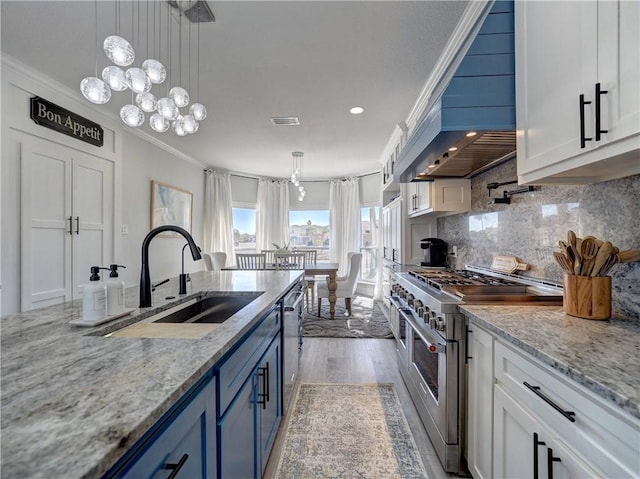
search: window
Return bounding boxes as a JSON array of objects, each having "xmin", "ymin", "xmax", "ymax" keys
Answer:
[
  {"xmin": 360, "ymin": 206, "xmax": 379, "ymax": 282},
  {"xmin": 289, "ymin": 210, "xmax": 330, "ymax": 261},
  {"xmin": 232, "ymin": 208, "xmax": 256, "ymax": 251}
]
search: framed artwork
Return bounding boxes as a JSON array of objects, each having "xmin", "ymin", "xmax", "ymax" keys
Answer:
[{"xmin": 151, "ymin": 180, "xmax": 193, "ymax": 236}]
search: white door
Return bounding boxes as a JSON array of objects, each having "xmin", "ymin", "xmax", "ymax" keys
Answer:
[{"xmin": 20, "ymin": 135, "xmax": 114, "ymax": 311}]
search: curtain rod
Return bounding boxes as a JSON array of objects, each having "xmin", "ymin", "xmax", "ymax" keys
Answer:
[{"xmin": 204, "ymin": 169, "xmax": 380, "ymax": 182}]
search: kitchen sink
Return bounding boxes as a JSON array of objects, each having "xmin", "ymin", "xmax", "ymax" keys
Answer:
[{"xmin": 107, "ymin": 292, "xmax": 264, "ymax": 339}]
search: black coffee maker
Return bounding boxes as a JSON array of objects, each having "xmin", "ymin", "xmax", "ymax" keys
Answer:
[{"xmin": 420, "ymin": 238, "xmax": 447, "ymax": 267}]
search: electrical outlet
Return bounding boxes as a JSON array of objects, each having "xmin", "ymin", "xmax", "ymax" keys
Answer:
[{"xmin": 451, "ymin": 246, "xmax": 458, "ymax": 257}]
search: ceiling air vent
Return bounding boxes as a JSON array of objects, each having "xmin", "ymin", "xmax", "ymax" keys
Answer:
[{"xmin": 270, "ymin": 116, "xmax": 300, "ymax": 126}]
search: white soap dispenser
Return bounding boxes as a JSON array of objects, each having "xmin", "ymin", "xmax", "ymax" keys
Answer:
[
  {"xmin": 82, "ymin": 266, "xmax": 107, "ymax": 322},
  {"xmin": 106, "ymin": 264, "xmax": 126, "ymax": 316}
]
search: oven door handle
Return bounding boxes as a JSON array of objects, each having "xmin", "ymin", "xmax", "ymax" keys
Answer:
[
  {"xmin": 400, "ymin": 308, "xmax": 446, "ymax": 354},
  {"xmin": 389, "ymin": 295, "xmax": 411, "ymax": 311},
  {"xmin": 284, "ymin": 291, "xmax": 305, "ymax": 311}
]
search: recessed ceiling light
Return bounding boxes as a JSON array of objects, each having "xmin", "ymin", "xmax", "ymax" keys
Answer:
[
  {"xmin": 349, "ymin": 106, "xmax": 364, "ymax": 115},
  {"xmin": 428, "ymin": 164, "xmax": 436, "ymax": 169},
  {"xmin": 466, "ymin": 131, "xmax": 477, "ymax": 137},
  {"xmin": 448, "ymin": 146, "xmax": 458, "ymax": 152}
]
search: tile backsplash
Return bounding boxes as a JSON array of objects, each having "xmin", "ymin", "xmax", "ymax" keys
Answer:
[{"xmin": 438, "ymin": 158, "xmax": 639, "ymax": 318}]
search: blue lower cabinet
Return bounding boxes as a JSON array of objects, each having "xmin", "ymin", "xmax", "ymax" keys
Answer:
[
  {"xmin": 218, "ymin": 333, "xmax": 282, "ymax": 479},
  {"xmin": 114, "ymin": 377, "xmax": 217, "ymax": 479}
]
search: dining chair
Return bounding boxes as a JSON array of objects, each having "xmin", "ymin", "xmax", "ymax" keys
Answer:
[
  {"xmin": 236, "ymin": 253, "xmax": 266, "ymax": 270},
  {"xmin": 203, "ymin": 252, "xmax": 227, "ymax": 271},
  {"xmin": 317, "ymin": 253, "xmax": 362, "ymax": 317},
  {"xmin": 261, "ymin": 249, "xmax": 276, "ymax": 266},
  {"xmin": 274, "ymin": 252, "xmax": 306, "ymax": 270},
  {"xmin": 293, "ymin": 249, "xmax": 318, "ymax": 312}
]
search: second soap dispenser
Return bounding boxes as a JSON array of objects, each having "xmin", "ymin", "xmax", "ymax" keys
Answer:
[{"xmin": 106, "ymin": 264, "xmax": 126, "ymax": 316}]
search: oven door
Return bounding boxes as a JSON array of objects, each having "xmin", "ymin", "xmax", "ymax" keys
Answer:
[
  {"xmin": 389, "ymin": 296, "xmax": 408, "ymax": 367},
  {"xmin": 405, "ymin": 313, "xmax": 459, "ymax": 444}
]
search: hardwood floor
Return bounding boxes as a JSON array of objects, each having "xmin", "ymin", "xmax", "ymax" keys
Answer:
[{"xmin": 264, "ymin": 337, "xmax": 457, "ymax": 479}]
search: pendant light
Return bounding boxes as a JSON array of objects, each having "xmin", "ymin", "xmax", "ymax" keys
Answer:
[{"xmin": 80, "ymin": 0, "xmax": 111, "ymax": 105}]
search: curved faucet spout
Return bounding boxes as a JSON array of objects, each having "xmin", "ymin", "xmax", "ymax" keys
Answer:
[{"xmin": 139, "ymin": 225, "xmax": 202, "ymax": 307}]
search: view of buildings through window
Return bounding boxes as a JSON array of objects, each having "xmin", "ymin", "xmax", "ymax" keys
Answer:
[{"xmin": 232, "ymin": 205, "xmax": 379, "ymax": 283}]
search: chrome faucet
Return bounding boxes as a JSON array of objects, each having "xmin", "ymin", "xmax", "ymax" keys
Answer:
[{"xmin": 139, "ymin": 225, "xmax": 202, "ymax": 307}]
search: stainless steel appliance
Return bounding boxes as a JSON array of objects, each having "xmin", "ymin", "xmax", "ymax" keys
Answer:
[
  {"xmin": 389, "ymin": 265, "xmax": 563, "ymax": 474},
  {"xmin": 419, "ymin": 238, "xmax": 447, "ymax": 267},
  {"xmin": 282, "ymin": 280, "xmax": 304, "ymax": 413}
]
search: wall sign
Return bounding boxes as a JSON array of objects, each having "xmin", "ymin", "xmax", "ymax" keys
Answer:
[{"xmin": 30, "ymin": 96, "xmax": 103, "ymax": 147}]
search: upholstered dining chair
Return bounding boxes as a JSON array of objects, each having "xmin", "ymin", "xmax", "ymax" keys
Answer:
[
  {"xmin": 236, "ymin": 253, "xmax": 266, "ymax": 270},
  {"xmin": 274, "ymin": 252, "xmax": 306, "ymax": 270},
  {"xmin": 317, "ymin": 253, "xmax": 362, "ymax": 317},
  {"xmin": 203, "ymin": 252, "xmax": 227, "ymax": 271},
  {"xmin": 293, "ymin": 249, "xmax": 318, "ymax": 312}
]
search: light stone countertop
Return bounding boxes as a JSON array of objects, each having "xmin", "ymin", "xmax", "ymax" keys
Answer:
[
  {"xmin": 0, "ymin": 270, "xmax": 302, "ymax": 479},
  {"xmin": 460, "ymin": 305, "xmax": 640, "ymax": 419}
]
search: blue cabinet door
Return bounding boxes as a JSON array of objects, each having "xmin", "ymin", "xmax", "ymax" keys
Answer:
[
  {"xmin": 218, "ymin": 374, "xmax": 257, "ymax": 479},
  {"xmin": 117, "ymin": 377, "xmax": 216, "ymax": 479},
  {"xmin": 258, "ymin": 334, "xmax": 282, "ymax": 476}
]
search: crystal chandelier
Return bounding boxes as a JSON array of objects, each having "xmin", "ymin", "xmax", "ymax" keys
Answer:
[
  {"xmin": 290, "ymin": 151, "xmax": 306, "ymax": 201},
  {"xmin": 80, "ymin": 1, "xmax": 211, "ymax": 136}
]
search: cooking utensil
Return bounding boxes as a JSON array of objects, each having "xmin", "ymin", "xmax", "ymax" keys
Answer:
[
  {"xmin": 570, "ymin": 244, "xmax": 582, "ymax": 276},
  {"xmin": 564, "ymin": 244, "xmax": 576, "ymax": 271},
  {"xmin": 590, "ymin": 241, "xmax": 613, "ymax": 277},
  {"xmin": 491, "ymin": 255, "xmax": 529, "ymax": 273},
  {"xmin": 553, "ymin": 251, "xmax": 574, "ymax": 275},
  {"xmin": 617, "ymin": 250, "xmax": 640, "ymax": 263},
  {"xmin": 567, "ymin": 230, "xmax": 577, "ymax": 248},
  {"xmin": 580, "ymin": 238, "xmax": 599, "ymax": 276},
  {"xmin": 597, "ymin": 254, "xmax": 619, "ymax": 276},
  {"xmin": 584, "ymin": 235, "xmax": 604, "ymax": 247}
]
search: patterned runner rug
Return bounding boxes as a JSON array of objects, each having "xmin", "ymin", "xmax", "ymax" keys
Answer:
[
  {"xmin": 274, "ymin": 383, "xmax": 429, "ymax": 479},
  {"xmin": 303, "ymin": 296, "xmax": 393, "ymax": 339}
]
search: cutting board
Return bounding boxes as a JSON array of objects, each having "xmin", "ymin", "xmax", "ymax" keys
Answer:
[{"xmin": 491, "ymin": 255, "xmax": 529, "ymax": 273}]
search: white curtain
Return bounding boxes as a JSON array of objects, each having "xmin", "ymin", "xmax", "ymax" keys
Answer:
[
  {"xmin": 203, "ymin": 170, "xmax": 235, "ymax": 263},
  {"xmin": 329, "ymin": 178, "xmax": 361, "ymax": 276},
  {"xmin": 256, "ymin": 179, "xmax": 290, "ymax": 251}
]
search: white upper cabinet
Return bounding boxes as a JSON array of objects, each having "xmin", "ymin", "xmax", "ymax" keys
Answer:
[
  {"xmin": 516, "ymin": 0, "xmax": 640, "ymax": 184},
  {"xmin": 407, "ymin": 179, "xmax": 470, "ymax": 218}
]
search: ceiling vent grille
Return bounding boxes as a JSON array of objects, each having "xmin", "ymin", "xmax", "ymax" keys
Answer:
[{"xmin": 270, "ymin": 116, "xmax": 301, "ymax": 126}]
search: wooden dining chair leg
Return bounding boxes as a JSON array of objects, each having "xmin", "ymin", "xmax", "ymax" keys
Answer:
[
  {"xmin": 345, "ymin": 297, "xmax": 352, "ymax": 316},
  {"xmin": 317, "ymin": 298, "xmax": 322, "ymax": 317}
]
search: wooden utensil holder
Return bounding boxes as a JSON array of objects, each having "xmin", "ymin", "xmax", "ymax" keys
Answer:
[{"xmin": 563, "ymin": 274, "xmax": 611, "ymax": 320}]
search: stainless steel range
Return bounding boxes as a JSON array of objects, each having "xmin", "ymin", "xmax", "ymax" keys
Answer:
[{"xmin": 389, "ymin": 265, "xmax": 563, "ymax": 474}]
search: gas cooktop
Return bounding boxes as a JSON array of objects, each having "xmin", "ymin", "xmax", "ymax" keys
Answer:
[{"xmin": 408, "ymin": 268, "xmax": 521, "ymax": 290}]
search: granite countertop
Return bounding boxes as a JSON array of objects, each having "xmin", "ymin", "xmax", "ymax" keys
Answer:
[
  {"xmin": 460, "ymin": 305, "xmax": 640, "ymax": 419},
  {"xmin": 0, "ymin": 270, "xmax": 302, "ymax": 479}
]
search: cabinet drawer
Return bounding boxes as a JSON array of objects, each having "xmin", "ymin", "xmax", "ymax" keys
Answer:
[
  {"xmin": 217, "ymin": 306, "xmax": 280, "ymax": 415},
  {"xmin": 495, "ymin": 340, "xmax": 640, "ymax": 477}
]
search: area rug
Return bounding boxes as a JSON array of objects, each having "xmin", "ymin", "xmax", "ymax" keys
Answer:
[
  {"xmin": 274, "ymin": 383, "xmax": 429, "ymax": 479},
  {"xmin": 303, "ymin": 296, "xmax": 393, "ymax": 339}
]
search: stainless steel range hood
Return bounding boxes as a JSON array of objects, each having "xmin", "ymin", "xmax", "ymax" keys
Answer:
[{"xmin": 394, "ymin": 1, "xmax": 516, "ymax": 183}]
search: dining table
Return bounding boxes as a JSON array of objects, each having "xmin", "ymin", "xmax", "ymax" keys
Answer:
[{"xmin": 224, "ymin": 261, "xmax": 340, "ymax": 319}]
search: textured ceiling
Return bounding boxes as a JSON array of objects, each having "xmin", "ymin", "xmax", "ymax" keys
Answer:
[{"xmin": 1, "ymin": 1, "xmax": 470, "ymax": 179}]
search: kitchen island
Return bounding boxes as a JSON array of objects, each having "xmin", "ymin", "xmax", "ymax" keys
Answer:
[{"xmin": 0, "ymin": 270, "xmax": 302, "ymax": 478}]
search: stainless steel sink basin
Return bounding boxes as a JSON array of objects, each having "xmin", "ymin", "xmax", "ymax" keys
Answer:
[
  {"xmin": 107, "ymin": 292, "xmax": 264, "ymax": 339},
  {"xmin": 152, "ymin": 293, "xmax": 264, "ymax": 324}
]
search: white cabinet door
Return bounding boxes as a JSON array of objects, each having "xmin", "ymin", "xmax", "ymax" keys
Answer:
[
  {"xmin": 382, "ymin": 206, "xmax": 391, "ymax": 261},
  {"xmin": 391, "ymin": 200, "xmax": 402, "ymax": 264},
  {"xmin": 407, "ymin": 179, "xmax": 470, "ymax": 218},
  {"xmin": 466, "ymin": 325, "xmax": 494, "ymax": 479},
  {"xmin": 20, "ymin": 135, "xmax": 114, "ymax": 311},
  {"xmin": 493, "ymin": 385, "xmax": 599, "ymax": 479}
]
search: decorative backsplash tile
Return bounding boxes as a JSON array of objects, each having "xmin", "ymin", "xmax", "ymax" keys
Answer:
[{"xmin": 438, "ymin": 158, "xmax": 639, "ymax": 318}]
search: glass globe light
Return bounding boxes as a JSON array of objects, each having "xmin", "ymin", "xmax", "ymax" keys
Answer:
[
  {"xmin": 80, "ymin": 77, "xmax": 111, "ymax": 104},
  {"xmin": 149, "ymin": 113, "xmax": 170, "ymax": 132},
  {"xmin": 103, "ymin": 35, "xmax": 135, "ymax": 66},
  {"xmin": 156, "ymin": 97, "xmax": 179, "ymax": 120},
  {"xmin": 182, "ymin": 115, "xmax": 197, "ymax": 134},
  {"xmin": 192, "ymin": 121, "xmax": 199, "ymax": 134},
  {"xmin": 142, "ymin": 59, "xmax": 166, "ymax": 84},
  {"xmin": 136, "ymin": 92, "xmax": 157, "ymax": 112},
  {"xmin": 120, "ymin": 104, "xmax": 144, "ymax": 128},
  {"xmin": 189, "ymin": 103, "xmax": 207, "ymax": 121},
  {"xmin": 125, "ymin": 67, "xmax": 151, "ymax": 94},
  {"xmin": 172, "ymin": 116, "xmax": 187, "ymax": 136},
  {"xmin": 298, "ymin": 185, "xmax": 304, "ymax": 193},
  {"xmin": 293, "ymin": 178, "xmax": 299, "ymax": 187},
  {"xmin": 290, "ymin": 173, "xmax": 297, "ymax": 182},
  {"xmin": 169, "ymin": 86, "xmax": 189, "ymax": 108},
  {"xmin": 101, "ymin": 66, "xmax": 128, "ymax": 92}
]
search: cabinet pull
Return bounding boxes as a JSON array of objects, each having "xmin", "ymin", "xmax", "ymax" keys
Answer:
[
  {"xmin": 533, "ymin": 432, "xmax": 546, "ymax": 479},
  {"xmin": 595, "ymin": 82, "xmax": 608, "ymax": 141},
  {"xmin": 164, "ymin": 453, "xmax": 189, "ymax": 479},
  {"xmin": 264, "ymin": 361, "xmax": 270, "ymax": 403},
  {"xmin": 383, "ymin": 246, "xmax": 387, "ymax": 259},
  {"xmin": 579, "ymin": 94, "xmax": 592, "ymax": 148},
  {"xmin": 257, "ymin": 364, "xmax": 269, "ymax": 410},
  {"xmin": 523, "ymin": 382, "xmax": 576, "ymax": 422},
  {"xmin": 75, "ymin": 216, "xmax": 80, "ymax": 235},
  {"xmin": 68, "ymin": 216, "xmax": 73, "ymax": 235},
  {"xmin": 547, "ymin": 447, "xmax": 561, "ymax": 479}
]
